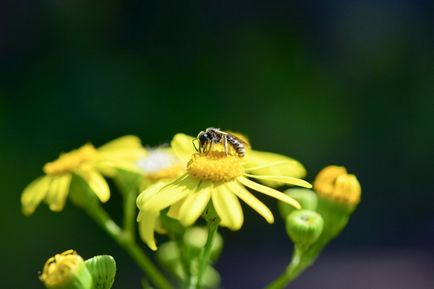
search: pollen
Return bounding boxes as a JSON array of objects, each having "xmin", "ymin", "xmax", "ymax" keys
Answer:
[
  {"xmin": 187, "ymin": 152, "xmax": 244, "ymax": 183},
  {"xmin": 43, "ymin": 144, "xmax": 97, "ymax": 175}
]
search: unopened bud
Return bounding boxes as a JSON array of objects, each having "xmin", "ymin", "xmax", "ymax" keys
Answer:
[
  {"xmin": 285, "ymin": 210, "xmax": 324, "ymax": 249},
  {"xmin": 183, "ymin": 226, "xmax": 223, "ymax": 262},
  {"xmin": 156, "ymin": 241, "xmax": 180, "ymax": 272},
  {"xmin": 314, "ymin": 166, "xmax": 361, "ymax": 212},
  {"xmin": 84, "ymin": 255, "xmax": 116, "ymax": 289},
  {"xmin": 278, "ymin": 188, "xmax": 318, "ymax": 220}
]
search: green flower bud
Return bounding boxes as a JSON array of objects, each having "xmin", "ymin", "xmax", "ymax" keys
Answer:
[
  {"xmin": 182, "ymin": 226, "xmax": 223, "ymax": 263},
  {"xmin": 40, "ymin": 250, "xmax": 93, "ymax": 289},
  {"xmin": 278, "ymin": 188, "xmax": 318, "ymax": 220},
  {"xmin": 173, "ymin": 263, "xmax": 220, "ymax": 289},
  {"xmin": 156, "ymin": 241, "xmax": 180, "ymax": 273},
  {"xmin": 199, "ymin": 266, "xmax": 221, "ymax": 289},
  {"xmin": 84, "ymin": 255, "xmax": 116, "ymax": 289},
  {"xmin": 285, "ymin": 210, "xmax": 324, "ymax": 249}
]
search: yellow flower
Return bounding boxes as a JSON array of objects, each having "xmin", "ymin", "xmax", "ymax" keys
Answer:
[
  {"xmin": 40, "ymin": 250, "xmax": 92, "ymax": 289},
  {"xmin": 137, "ymin": 133, "xmax": 311, "ymax": 250},
  {"xmin": 313, "ymin": 165, "xmax": 361, "ymax": 206},
  {"xmin": 21, "ymin": 136, "xmax": 146, "ymax": 216}
]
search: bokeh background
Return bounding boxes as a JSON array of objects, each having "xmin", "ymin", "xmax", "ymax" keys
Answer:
[{"xmin": 1, "ymin": 1, "xmax": 433, "ymax": 288}]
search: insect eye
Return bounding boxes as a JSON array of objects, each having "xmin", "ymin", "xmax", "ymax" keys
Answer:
[{"xmin": 199, "ymin": 134, "xmax": 208, "ymax": 143}]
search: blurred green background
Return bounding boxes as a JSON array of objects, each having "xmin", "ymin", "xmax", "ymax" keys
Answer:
[{"xmin": 1, "ymin": 1, "xmax": 433, "ymax": 288}]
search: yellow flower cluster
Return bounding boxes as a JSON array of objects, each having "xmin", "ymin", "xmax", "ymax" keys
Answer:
[{"xmin": 21, "ymin": 130, "xmax": 316, "ymax": 253}]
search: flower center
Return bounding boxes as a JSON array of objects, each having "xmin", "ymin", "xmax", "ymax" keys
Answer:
[
  {"xmin": 187, "ymin": 152, "xmax": 243, "ymax": 183},
  {"xmin": 43, "ymin": 144, "xmax": 97, "ymax": 175}
]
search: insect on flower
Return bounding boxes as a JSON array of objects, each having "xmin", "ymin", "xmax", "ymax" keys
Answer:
[{"xmin": 194, "ymin": 127, "xmax": 247, "ymax": 157}]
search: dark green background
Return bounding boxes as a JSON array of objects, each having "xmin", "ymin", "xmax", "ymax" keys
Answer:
[{"xmin": 1, "ymin": 1, "xmax": 433, "ymax": 288}]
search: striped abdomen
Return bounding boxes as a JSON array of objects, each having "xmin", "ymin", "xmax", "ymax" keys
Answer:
[{"xmin": 226, "ymin": 134, "xmax": 246, "ymax": 157}]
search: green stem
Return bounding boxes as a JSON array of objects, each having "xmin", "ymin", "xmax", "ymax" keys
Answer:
[
  {"xmin": 83, "ymin": 203, "xmax": 172, "ymax": 289},
  {"xmin": 264, "ymin": 246, "xmax": 317, "ymax": 289},
  {"xmin": 189, "ymin": 218, "xmax": 219, "ymax": 289},
  {"xmin": 123, "ymin": 188, "xmax": 137, "ymax": 239}
]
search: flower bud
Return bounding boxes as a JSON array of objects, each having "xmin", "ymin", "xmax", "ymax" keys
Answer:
[
  {"xmin": 313, "ymin": 166, "xmax": 362, "ymax": 242},
  {"xmin": 278, "ymin": 188, "xmax": 318, "ymax": 220},
  {"xmin": 285, "ymin": 210, "xmax": 324, "ymax": 249},
  {"xmin": 314, "ymin": 166, "xmax": 361, "ymax": 212},
  {"xmin": 172, "ymin": 263, "xmax": 221, "ymax": 289},
  {"xmin": 198, "ymin": 266, "xmax": 221, "ymax": 289},
  {"xmin": 84, "ymin": 255, "xmax": 116, "ymax": 289},
  {"xmin": 182, "ymin": 226, "xmax": 223, "ymax": 262},
  {"xmin": 40, "ymin": 250, "xmax": 92, "ymax": 289},
  {"xmin": 333, "ymin": 174, "xmax": 361, "ymax": 207},
  {"xmin": 156, "ymin": 241, "xmax": 180, "ymax": 272},
  {"xmin": 313, "ymin": 166, "xmax": 347, "ymax": 195}
]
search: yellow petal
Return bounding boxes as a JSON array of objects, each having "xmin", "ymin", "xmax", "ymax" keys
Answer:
[
  {"xmin": 47, "ymin": 174, "xmax": 72, "ymax": 212},
  {"xmin": 227, "ymin": 181, "xmax": 274, "ymax": 224},
  {"xmin": 238, "ymin": 176, "xmax": 301, "ymax": 209},
  {"xmin": 244, "ymin": 150, "xmax": 307, "ymax": 179},
  {"xmin": 79, "ymin": 169, "xmax": 110, "ymax": 202},
  {"xmin": 212, "ymin": 183, "xmax": 243, "ymax": 230},
  {"xmin": 244, "ymin": 174, "xmax": 312, "ymax": 188},
  {"xmin": 97, "ymin": 135, "xmax": 143, "ymax": 152},
  {"xmin": 95, "ymin": 136, "xmax": 147, "ymax": 175},
  {"xmin": 155, "ymin": 216, "xmax": 167, "ymax": 234},
  {"xmin": 170, "ymin": 133, "xmax": 196, "ymax": 165},
  {"xmin": 167, "ymin": 198, "xmax": 185, "ymax": 219},
  {"xmin": 137, "ymin": 210, "xmax": 159, "ymax": 251},
  {"xmin": 141, "ymin": 176, "xmax": 195, "ymax": 213},
  {"xmin": 178, "ymin": 184, "xmax": 212, "ymax": 226},
  {"xmin": 137, "ymin": 180, "xmax": 170, "ymax": 208},
  {"xmin": 96, "ymin": 160, "xmax": 144, "ymax": 176},
  {"xmin": 97, "ymin": 149, "xmax": 146, "ymax": 162},
  {"xmin": 21, "ymin": 175, "xmax": 51, "ymax": 216}
]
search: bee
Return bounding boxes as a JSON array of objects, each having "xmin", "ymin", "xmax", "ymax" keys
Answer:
[{"xmin": 194, "ymin": 127, "xmax": 246, "ymax": 157}]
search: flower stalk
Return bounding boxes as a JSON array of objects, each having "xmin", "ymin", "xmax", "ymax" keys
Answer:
[
  {"xmin": 123, "ymin": 186, "xmax": 138, "ymax": 241},
  {"xmin": 69, "ymin": 175, "xmax": 172, "ymax": 289},
  {"xmin": 187, "ymin": 207, "xmax": 220, "ymax": 289},
  {"xmin": 195, "ymin": 220, "xmax": 219, "ymax": 289},
  {"xmin": 82, "ymin": 201, "xmax": 172, "ymax": 289},
  {"xmin": 264, "ymin": 245, "xmax": 323, "ymax": 289}
]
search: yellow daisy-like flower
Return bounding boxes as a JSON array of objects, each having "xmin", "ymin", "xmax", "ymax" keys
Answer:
[
  {"xmin": 137, "ymin": 133, "xmax": 311, "ymax": 250},
  {"xmin": 21, "ymin": 136, "xmax": 146, "ymax": 216}
]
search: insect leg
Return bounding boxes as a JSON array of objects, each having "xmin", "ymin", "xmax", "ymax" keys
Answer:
[
  {"xmin": 223, "ymin": 135, "xmax": 228, "ymax": 155},
  {"xmin": 193, "ymin": 139, "xmax": 199, "ymax": 152}
]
